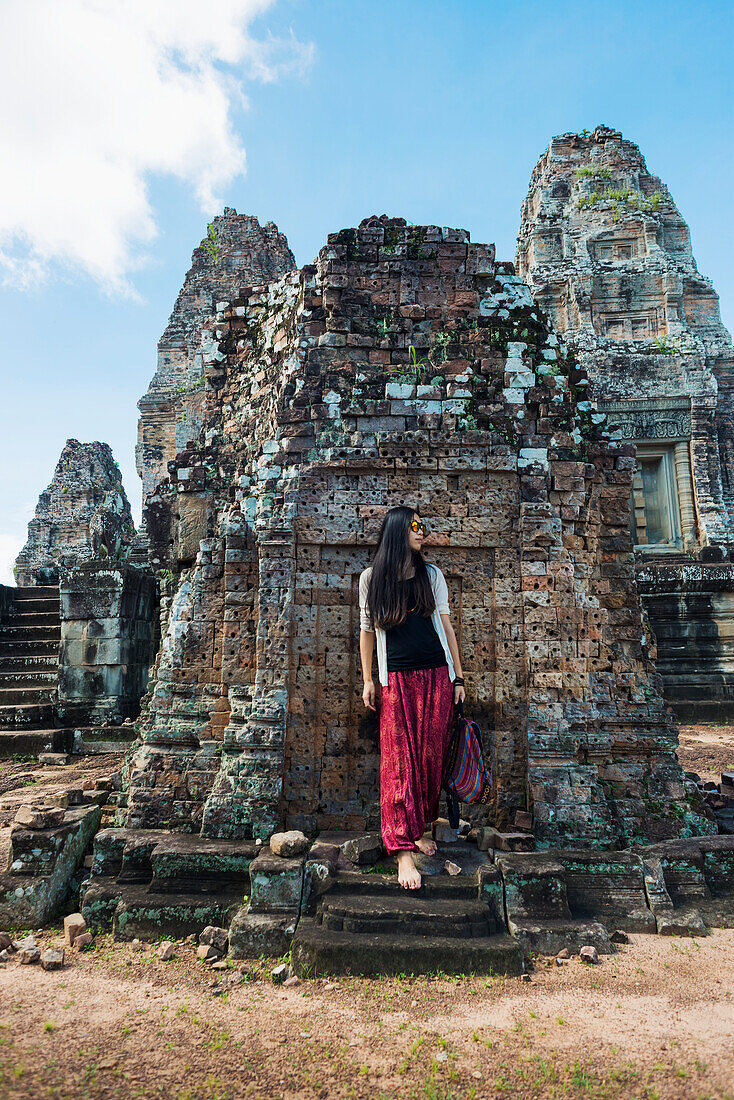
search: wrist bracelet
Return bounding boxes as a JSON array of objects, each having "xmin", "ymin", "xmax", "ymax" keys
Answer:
[{"xmin": 454, "ymin": 676, "xmax": 465, "ymax": 686}]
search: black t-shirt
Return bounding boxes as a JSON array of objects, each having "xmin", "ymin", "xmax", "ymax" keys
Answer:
[{"xmin": 385, "ymin": 578, "xmax": 447, "ymax": 673}]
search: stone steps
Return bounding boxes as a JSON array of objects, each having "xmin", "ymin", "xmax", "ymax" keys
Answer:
[
  {"xmin": 4, "ymin": 611, "xmax": 61, "ymax": 627},
  {"xmin": 0, "ymin": 625, "xmax": 61, "ymax": 642},
  {"xmin": 0, "ymin": 640, "xmax": 61, "ymax": 658},
  {"xmin": 318, "ymin": 894, "xmax": 497, "ymax": 938},
  {"xmin": 0, "ymin": 702, "xmax": 56, "ymax": 728},
  {"xmin": 0, "ymin": 685, "xmax": 56, "ymax": 706},
  {"xmin": 0, "ymin": 671, "xmax": 57, "ymax": 688},
  {"xmin": 291, "ymin": 918, "xmax": 524, "ymax": 977},
  {"xmin": 113, "ymin": 884, "xmax": 243, "ymax": 941},
  {"xmin": 13, "ymin": 586, "xmax": 60, "ymax": 601},
  {"xmin": 0, "ymin": 728, "xmax": 73, "ymax": 756},
  {"xmin": 326, "ymin": 869, "xmax": 479, "ymax": 900},
  {"xmin": 0, "ymin": 656, "xmax": 57, "ymax": 673},
  {"xmin": 0, "ymin": 586, "xmax": 60, "ymax": 747}
]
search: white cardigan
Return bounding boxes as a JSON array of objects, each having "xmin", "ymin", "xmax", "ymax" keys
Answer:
[{"xmin": 359, "ymin": 563, "xmax": 456, "ymax": 687}]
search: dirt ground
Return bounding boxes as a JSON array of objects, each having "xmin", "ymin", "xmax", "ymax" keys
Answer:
[
  {"xmin": 0, "ymin": 931, "xmax": 732, "ymax": 1100},
  {"xmin": 677, "ymin": 725, "xmax": 734, "ymax": 783},
  {"xmin": 1, "ymin": 734, "xmax": 734, "ymax": 1099}
]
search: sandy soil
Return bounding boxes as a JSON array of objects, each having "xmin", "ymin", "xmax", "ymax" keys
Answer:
[
  {"xmin": 0, "ymin": 930, "xmax": 732, "ymax": 1099},
  {"xmin": 677, "ymin": 725, "xmax": 734, "ymax": 783}
]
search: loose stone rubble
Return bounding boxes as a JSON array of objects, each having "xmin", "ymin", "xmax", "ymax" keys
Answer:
[{"xmin": 518, "ymin": 125, "xmax": 734, "ymax": 720}]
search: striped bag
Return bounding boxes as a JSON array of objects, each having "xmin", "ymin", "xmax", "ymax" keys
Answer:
[{"xmin": 442, "ymin": 702, "xmax": 492, "ymax": 829}]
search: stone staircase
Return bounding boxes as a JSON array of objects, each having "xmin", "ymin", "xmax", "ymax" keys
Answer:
[
  {"xmin": 291, "ymin": 851, "xmax": 524, "ymax": 978},
  {"xmin": 0, "ymin": 586, "xmax": 70, "ymax": 755}
]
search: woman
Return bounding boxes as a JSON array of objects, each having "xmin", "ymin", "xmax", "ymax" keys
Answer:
[{"xmin": 359, "ymin": 506, "xmax": 466, "ymax": 890}]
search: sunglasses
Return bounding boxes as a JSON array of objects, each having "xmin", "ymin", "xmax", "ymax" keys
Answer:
[{"xmin": 410, "ymin": 520, "xmax": 429, "ymax": 535}]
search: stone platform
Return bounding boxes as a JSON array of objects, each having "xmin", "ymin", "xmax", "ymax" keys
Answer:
[
  {"xmin": 73, "ymin": 827, "xmax": 734, "ymax": 976},
  {"xmin": 81, "ymin": 830, "xmax": 258, "ymax": 940}
]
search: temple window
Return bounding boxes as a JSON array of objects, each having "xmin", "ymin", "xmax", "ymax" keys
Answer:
[{"xmin": 630, "ymin": 443, "xmax": 696, "ymax": 551}]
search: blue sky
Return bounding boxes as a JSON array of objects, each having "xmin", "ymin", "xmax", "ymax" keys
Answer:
[{"xmin": 0, "ymin": 0, "xmax": 732, "ymax": 582}]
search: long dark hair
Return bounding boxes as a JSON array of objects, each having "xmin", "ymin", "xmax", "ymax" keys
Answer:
[{"xmin": 367, "ymin": 506, "xmax": 435, "ymax": 629}]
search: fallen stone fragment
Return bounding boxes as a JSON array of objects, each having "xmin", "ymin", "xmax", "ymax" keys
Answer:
[
  {"xmin": 81, "ymin": 779, "xmax": 95, "ymax": 791},
  {"xmin": 0, "ymin": 950, "xmax": 9, "ymax": 962},
  {"xmin": 433, "ymin": 819, "xmax": 458, "ymax": 844},
  {"xmin": 271, "ymin": 963, "xmax": 289, "ymax": 984},
  {"xmin": 14, "ymin": 935, "xmax": 38, "ymax": 953},
  {"xmin": 283, "ymin": 975, "xmax": 301, "ymax": 988},
  {"xmin": 211, "ymin": 986, "xmax": 224, "ymax": 997},
  {"xmin": 94, "ymin": 777, "xmax": 113, "ymax": 791},
  {"xmin": 610, "ymin": 929, "xmax": 629, "ymax": 944},
  {"xmin": 39, "ymin": 753, "xmax": 69, "ymax": 766},
  {"xmin": 41, "ymin": 949, "xmax": 65, "ymax": 971},
  {"xmin": 14, "ymin": 804, "xmax": 65, "ymax": 830},
  {"xmin": 64, "ymin": 913, "xmax": 87, "ymax": 947},
  {"xmin": 74, "ymin": 932, "xmax": 94, "ymax": 950},
  {"xmin": 269, "ymin": 830, "xmax": 310, "ymax": 858},
  {"xmin": 157, "ymin": 941, "xmax": 176, "ymax": 961},
  {"xmin": 185, "ymin": 934, "xmax": 197, "ymax": 944},
  {"xmin": 211, "ymin": 959, "xmax": 228, "ymax": 971},
  {"xmin": 199, "ymin": 926, "xmax": 228, "ymax": 954},
  {"xmin": 0, "ymin": 933, "xmax": 13, "ymax": 951},
  {"xmin": 444, "ymin": 859, "xmax": 462, "ymax": 876},
  {"xmin": 579, "ymin": 945, "xmax": 599, "ymax": 964},
  {"xmin": 555, "ymin": 957, "xmax": 565, "ymax": 966},
  {"xmin": 197, "ymin": 944, "xmax": 220, "ymax": 962},
  {"xmin": 18, "ymin": 946, "xmax": 41, "ymax": 964},
  {"xmin": 556, "ymin": 947, "xmax": 571, "ymax": 959},
  {"xmin": 130, "ymin": 939, "xmax": 144, "ymax": 953},
  {"xmin": 521, "ymin": 973, "xmax": 532, "ymax": 982},
  {"xmin": 656, "ymin": 910, "xmax": 707, "ymax": 937},
  {"xmin": 514, "ymin": 810, "xmax": 533, "ymax": 831},
  {"xmin": 340, "ymin": 833, "xmax": 383, "ymax": 866}
]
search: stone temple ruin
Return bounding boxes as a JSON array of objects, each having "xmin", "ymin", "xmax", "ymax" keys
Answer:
[
  {"xmin": 518, "ymin": 126, "xmax": 734, "ymax": 719},
  {"xmin": 1, "ymin": 128, "xmax": 733, "ymax": 975}
]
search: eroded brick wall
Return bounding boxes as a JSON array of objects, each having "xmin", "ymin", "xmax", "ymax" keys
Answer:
[{"xmin": 126, "ymin": 219, "xmax": 714, "ymax": 848}]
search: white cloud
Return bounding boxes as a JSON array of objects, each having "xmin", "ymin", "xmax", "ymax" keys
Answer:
[
  {"xmin": 0, "ymin": 529, "xmax": 28, "ymax": 586},
  {"xmin": 0, "ymin": 1, "xmax": 312, "ymax": 296}
]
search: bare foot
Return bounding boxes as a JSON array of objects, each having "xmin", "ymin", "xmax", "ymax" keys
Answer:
[
  {"xmin": 396, "ymin": 851, "xmax": 422, "ymax": 890},
  {"xmin": 415, "ymin": 836, "xmax": 437, "ymax": 857}
]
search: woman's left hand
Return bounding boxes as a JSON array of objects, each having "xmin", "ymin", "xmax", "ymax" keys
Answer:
[{"xmin": 454, "ymin": 683, "xmax": 466, "ymax": 705}]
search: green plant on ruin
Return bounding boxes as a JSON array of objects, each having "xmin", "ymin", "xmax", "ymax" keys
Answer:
[
  {"xmin": 431, "ymin": 330, "xmax": 452, "ymax": 364},
  {"xmin": 202, "ymin": 222, "xmax": 221, "ymax": 265},
  {"xmin": 458, "ymin": 413, "xmax": 478, "ymax": 432},
  {"xmin": 652, "ymin": 335, "xmax": 678, "ymax": 355},
  {"xmin": 577, "ymin": 186, "xmax": 663, "ymax": 218},
  {"xmin": 580, "ymin": 128, "xmax": 590, "ymax": 138},
  {"xmin": 576, "ymin": 164, "xmax": 612, "ymax": 180},
  {"xmin": 387, "ymin": 344, "xmax": 431, "ymax": 385},
  {"xmin": 175, "ymin": 375, "xmax": 206, "ymax": 396},
  {"xmin": 315, "ymin": 423, "xmax": 348, "ymax": 450}
]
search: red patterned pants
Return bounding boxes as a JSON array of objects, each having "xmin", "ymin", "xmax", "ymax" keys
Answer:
[{"xmin": 379, "ymin": 665, "xmax": 454, "ymax": 853}]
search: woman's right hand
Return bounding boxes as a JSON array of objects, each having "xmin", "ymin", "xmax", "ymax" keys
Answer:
[{"xmin": 362, "ymin": 680, "xmax": 376, "ymax": 711}]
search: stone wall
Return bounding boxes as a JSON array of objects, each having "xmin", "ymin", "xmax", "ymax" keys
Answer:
[
  {"xmin": 136, "ymin": 209, "xmax": 296, "ymax": 504},
  {"xmin": 15, "ymin": 439, "xmax": 135, "ymax": 586},
  {"xmin": 58, "ymin": 564, "xmax": 158, "ymax": 727},
  {"xmin": 125, "ymin": 217, "xmax": 713, "ymax": 849},
  {"xmin": 517, "ymin": 125, "xmax": 734, "ymax": 716}
]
